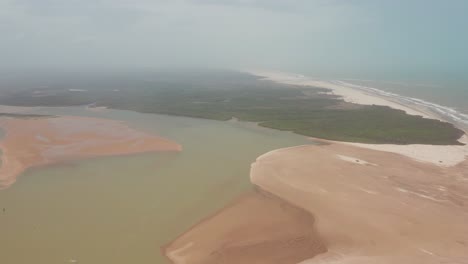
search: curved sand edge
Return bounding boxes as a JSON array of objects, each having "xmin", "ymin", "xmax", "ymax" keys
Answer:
[
  {"xmin": 163, "ymin": 188, "xmax": 327, "ymax": 264},
  {"xmin": 0, "ymin": 115, "xmax": 182, "ymax": 189},
  {"xmin": 250, "ymin": 142, "xmax": 468, "ymax": 264},
  {"xmin": 164, "ymin": 140, "xmax": 468, "ymax": 264}
]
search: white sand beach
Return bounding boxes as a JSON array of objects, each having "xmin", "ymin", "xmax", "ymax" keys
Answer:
[
  {"xmin": 343, "ymin": 135, "xmax": 468, "ymax": 167},
  {"xmin": 248, "ymin": 70, "xmax": 468, "ymax": 167}
]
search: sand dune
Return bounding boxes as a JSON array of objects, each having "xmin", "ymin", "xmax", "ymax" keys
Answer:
[
  {"xmin": 250, "ymin": 142, "xmax": 468, "ymax": 264},
  {"xmin": 0, "ymin": 116, "xmax": 181, "ymax": 189}
]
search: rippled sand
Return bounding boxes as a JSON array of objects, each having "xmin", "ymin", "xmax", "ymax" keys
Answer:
[{"xmin": 0, "ymin": 116, "xmax": 181, "ymax": 189}]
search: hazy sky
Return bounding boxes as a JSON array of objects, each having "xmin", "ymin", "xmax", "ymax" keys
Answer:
[{"xmin": 1, "ymin": 0, "xmax": 467, "ymax": 78}]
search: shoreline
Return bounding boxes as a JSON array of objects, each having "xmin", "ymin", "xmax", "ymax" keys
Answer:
[
  {"xmin": 248, "ymin": 70, "xmax": 468, "ymax": 132},
  {"xmin": 1, "ymin": 71, "xmax": 466, "ymax": 262},
  {"xmin": 164, "ymin": 140, "xmax": 468, "ymax": 263},
  {"xmin": 248, "ymin": 70, "xmax": 436, "ymax": 119},
  {"xmin": 163, "ymin": 70, "xmax": 468, "ymax": 263},
  {"xmin": 248, "ymin": 70, "xmax": 468, "ymax": 167}
]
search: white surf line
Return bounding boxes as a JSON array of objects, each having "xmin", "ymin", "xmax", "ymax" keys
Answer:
[
  {"xmin": 248, "ymin": 70, "xmax": 468, "ymax": 132},
  {"xmin": 247, "ymin": 70, "xmax": 436, "ymax": 119},
  {"xmin": 335, "ymin": 80, "xmax": 468, "ymax": 126}
]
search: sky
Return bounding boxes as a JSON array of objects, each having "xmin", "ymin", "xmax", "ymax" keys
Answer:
[{"xmin": 1, "ymin": 0, "xmax": 467, "ymax": 79}]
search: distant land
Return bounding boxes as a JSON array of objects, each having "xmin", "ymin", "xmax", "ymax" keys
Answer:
[{"xmin": 0, "ymin": 71, "xmax": 463, "ymax": 145}]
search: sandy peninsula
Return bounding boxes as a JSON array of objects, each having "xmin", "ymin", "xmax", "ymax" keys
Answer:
[
  {"xmin": 0, "ymin": 115, "xmax": 181, "ymax": 189},
  {"xmin": 164, "ymin": 189, "xmax": 326, "ymax": 264},
  {"xmin": 165, "ymin": 141, "xmax": 468, "ymax": 263},
  {"xmin": 250, "ymin": 142, "xmax": 468, "ymax": 263}
]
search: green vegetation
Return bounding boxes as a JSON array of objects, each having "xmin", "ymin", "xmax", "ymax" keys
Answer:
[
  {"xmin": 258, "ymin": 106, "xmax": 463, "ymax": 144},
  {"xmin": 0, "ymin": 71, "xmax": 463, "ymax": 145}
]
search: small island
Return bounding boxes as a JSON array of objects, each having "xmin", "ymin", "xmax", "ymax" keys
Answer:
[{"xmin": 0, "ymin": 115, "xmax": 181, "ymax": 189}]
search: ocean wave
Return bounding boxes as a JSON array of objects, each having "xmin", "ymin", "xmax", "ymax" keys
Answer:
[{"xmin": 333, "ymin": 81, "xmax": 468, "ymax": 126}]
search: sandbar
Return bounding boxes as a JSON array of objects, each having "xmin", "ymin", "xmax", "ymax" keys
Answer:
[
  {"xmin": 0, "ymin": 115, "xmax": 181, "ymax": 189},
  {"xmin": 164, "ymin": 189, "xmax": 326, "ymax": 264},
  {"xmin": 165, "ymin": 140, "xmax": 468, "ymax": 263}
]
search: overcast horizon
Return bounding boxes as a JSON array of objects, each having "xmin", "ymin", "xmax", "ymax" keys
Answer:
[{"xmin": 1, "ymin": 0, "xmax": 467, "ymax": 80}]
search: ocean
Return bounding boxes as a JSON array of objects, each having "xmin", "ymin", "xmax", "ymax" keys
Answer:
[{"xmin": 341, "ymin": 79, "xmax": 468, "ymax": 130}]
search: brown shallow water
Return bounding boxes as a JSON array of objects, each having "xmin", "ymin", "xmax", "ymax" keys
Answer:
[{"xmin": 0, "ymin": 106, "xmax": 312, "ymax": 264}]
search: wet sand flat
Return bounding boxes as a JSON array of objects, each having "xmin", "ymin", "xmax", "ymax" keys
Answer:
[
  {"xmin": 164, "ymin": 189, "xmax": 326, "ymax": 264},
  {"xmin": 0, "ymin": 116, "xmax": 181, "ymax": 189}
]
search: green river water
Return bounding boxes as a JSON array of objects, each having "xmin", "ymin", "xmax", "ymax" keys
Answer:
[{"xmin": 0, "ymin": 107, "xmax": 312, "ymax": 264}]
